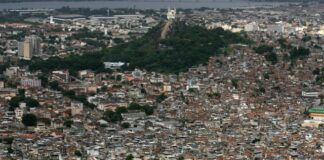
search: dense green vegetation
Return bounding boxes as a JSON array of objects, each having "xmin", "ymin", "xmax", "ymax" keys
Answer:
[
  {"xmin": 22, "ymin": 113, "xmax": 37, "ymax": 127},
  {"xmin": 102, "ymin": 21, "xmax": 250, "ymax": 73},
  {"xmin": 254, "ymin": 45, "xmax": 274, "ymax": 54},
  {"xmin": 302, "ymin": 35, "xmax": 312, "ymax": 42},
  {"xmin": 74, "ymin": 150, "xmax": 82, "ymax": 157},
  {"xmin": 29, "ymin": 53, "xmax": 106, "ymax": 76},
  {"xmin": 0, "ymin": 12, "xmax": 42, "ymax": 25},
  {"xmin": 231, "ymin": 79, "xmax": 239, "ymax": 88},
  {"xmin": 277, "ymin": 38, "xmax": 292, "ymax": 49},
  {"xmin": 8, "ymin": 89, "xmax": 40, "ymax": 110},
  {"xmin": 289, "ymin": 46, "xmax": 310, "ymax": 61},
  {"xmin": 29, "ymin": 20, "xmax": 250, "ymax": 74},
  {"xmin": 253, "ymin": 44, "xmax": 278, "ymax": 64},
  {"xmin": 0, "ymin": 14, "xmax": 24, "ymax": 23},
  {"xmin": 9, "ymin": 96, "xmax": 40, "ymax": 109},
  {"xmin": 156, "ymin": 93, "xmax": 167, "ymax": 103},
  {"xmin": 63, "ymin": 119, "xmax": 73, "ymax": 128},
  {"xmin": 314, "ymin": 67, "xmax": 324, "ymax": 85},
  {"xmin": 264, "ymin": 52, "xmax": 278, "ymax": 64},
  {"xmin": 125, "ymin": 154, "xmax": 134, "ymax": 160},
  {"xmin": 253, "ymin": 44, "xmax": 310, "ymax": 64},
  {"xmin": 121, "ymin": 122, "xmax": 130, "ymax": 128},
  {"xmin": 207, "ymin": 92, "xmax": 221, "ymax": 99},
  {"xmin": 0, "ymin": 137, "xmax": 14, "ymax": 145},
  {"xmin": 69, "ymin": 27, "xmax": 110, "ymax": 40}
]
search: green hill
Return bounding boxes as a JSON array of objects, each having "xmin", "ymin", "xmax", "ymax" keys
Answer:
[
  {"xmin": 29, "ymin": 20, "xmax": 250, "ymax": 74},
  {"xmin": 101, "ymin": 21, "xmax": 250, "ymax": 73}
]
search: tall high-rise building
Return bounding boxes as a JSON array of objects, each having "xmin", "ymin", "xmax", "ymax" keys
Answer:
[
  {"xmin": 23, "ymin": 39, "xmax": 32, "ymax": 60},
  {"xmin": 27, "ymin": 35, "xmax": 41, "ymax": 55},
  {"xmin": 18, "ymin": 35, "xmax": 41, "ymax": 60},
  {"xmin": 18, "ymin": 42, "xmax": 24, "ymax": 57}
]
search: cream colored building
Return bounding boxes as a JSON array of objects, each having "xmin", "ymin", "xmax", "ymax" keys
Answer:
[{"xmin": 23, "ymin": 40, "xmax": 32, "ymax": 60}]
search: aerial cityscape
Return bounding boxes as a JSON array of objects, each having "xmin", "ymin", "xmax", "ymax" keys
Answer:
[{"xmin": 0, "ymin": 0, "xmax": 323, "ymax": 159}]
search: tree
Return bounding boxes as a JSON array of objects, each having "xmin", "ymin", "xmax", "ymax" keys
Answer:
[
  {"xmin": 303, "ymin": 108, "xmax": 309, "ymax": 115},
  {"xmin": 121, "ymin": 122, "xmax": 130, "ymax": 128},
  {"xmin": 156, "ymin": 93, "xmax": 167, "ymax": 103},
  {"xmin": 128, "ymin": 103, "xmax": 154, "ymax": 115},
  {"xmin": 22, "ymin": 114, "xmax": 37, "ymax": 127},
  {"xmin": 25, "ymin": 98, "xmax": 40, "ymax": 108},
  {"xmin": 319, "ymin": 124, "xmax": 324, "ymax": 128},
  {"xmin": 48, "ymin": 81, "xmax": 61, "ymax": 90},
  {"xmin": 113, "ymin": 38, "xmax": 124, "ymax": 44},
  {"xmin": 264, "ymin": 52, "xmax": 278, "ymax": 64},
  {"xmin": 289, "ymin": 47, "xmax": 310, "ymax": 60},
  {"xmin": 231, "ymin": 79, "xmax": 238, "ymax": 88},
  {"xmin": 142, "ymin": 105, "xmax": 154, "ymax": 115},
  {"xmin": 18, "ymin": 88, "xmax": 25, "ymax": 97},
  {"xmin": 264, "ymin": 72, "xmax": 270, "ymax": 79},
  {"xmin": 128, "ymin": 103, "xmax": 141, "ymax": 110},
  {"xmin": 319, "ymin": 94, "xmax": 324, "ymax": 105},
  {"xmin": 99, "ymin": 86, "xmax": 107, "ymax": 93},
  {"xmin": 38, "ymin": 75, "xmax": 48, "ymax": 87},
  {"xmin": 116, "ymin": 75, "xmax": 122, "ymax": 81},
  {"xmin": 41, "ymin": 118, "xmax": 51, "ymax": 126},
  {"xmin": 140, "ymin": 88, "xmax": 147, "ymax": 94},
  {"xmin": 9, "ymin": 96, "xmax": 21, "ymax": 109},
  {"xmin": 208, "ymin": 92, "xmax": 221, "ymax": 99},
  {"xmin": 125, "ymin": 154, "xmax": 134, "ymax": 160},
  {"xmin": 115, "ymin": 107, "xmax": 128, "ymax": 114},
  {"xmin": 188, "ymin": 88, "xmax": 195, "ymax": 93},
  {"xmin": 278, "ymin": 37, "xmax": 289, "ymax": 49},
  {"xmin": 177, "ymin": 156, "xmax": 184, "ymax": 160},
  {"xmin": 103, "ymin": 110, "xmax": 122, "ymax": 123},
  {"xmin": 313, "ymin": 68, "xmax": 320, "ymax": 75},
  {"xmin": 302, "ymin": 35, "xmax": 311, "ymax": 42},
  {"xmin": 254, "ymin": 45, "xmax": 277, "ymax": 64},
  {"xmin": 63, "ymin": 90, "xmax": 75, "ymax": 98},
  {"xmin": 64, "ymin": 119, "xmax": 73, "ymax": 128},
  {"xmin": 254, "ymin": 45, "xmax": 273, "ymax": 54},
  {"xmin": 2, "ymin": 137, "xmax": 14, "ymax": 145},
  {"xmin": 316, "ymin": 75, "xmax": 324, "ymax": 85},
  {"xmin": 75, "ymin": 150, "xmax": 82, "ymax": 157},
  {"xmin": 180, "ymin": 91, "xmax": 185, "ymax": 100},
  {"xmin": 7, "ymin": 147, "xmax": 14, "ymax": 154}
]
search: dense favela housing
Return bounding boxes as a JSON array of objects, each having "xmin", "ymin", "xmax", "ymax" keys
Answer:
[{"xmin": 0, "ymin": 1, "xmax": 323, "ymax": 159}]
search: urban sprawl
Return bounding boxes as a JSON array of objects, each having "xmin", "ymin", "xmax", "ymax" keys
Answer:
[{"xmin": 0, "ymin": 2, "xmax": 323, "ymax": 160}]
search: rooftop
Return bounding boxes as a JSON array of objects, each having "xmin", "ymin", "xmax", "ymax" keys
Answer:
[{"xmin": 307, "ymin": 107, "xmax": 324, "ymax": 114}]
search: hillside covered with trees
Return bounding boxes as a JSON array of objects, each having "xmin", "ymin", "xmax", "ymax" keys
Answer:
[{"xmin": 30, "ymin": 20, "xmax": 250, "ymax": 74}]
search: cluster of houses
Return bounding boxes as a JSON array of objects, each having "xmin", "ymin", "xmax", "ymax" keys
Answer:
[{"xmin": 0, "ymin": 3, "xmax": 323, "ymax": 160}]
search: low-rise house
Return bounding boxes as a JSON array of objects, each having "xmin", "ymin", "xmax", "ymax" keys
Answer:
[
  {"xmin": 121, "ymin": 111, "xmax": 146, "ymax": 122},
  {"xmin": 71, "ymin": 101, "xmax": 83, "ymax": 116}
]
